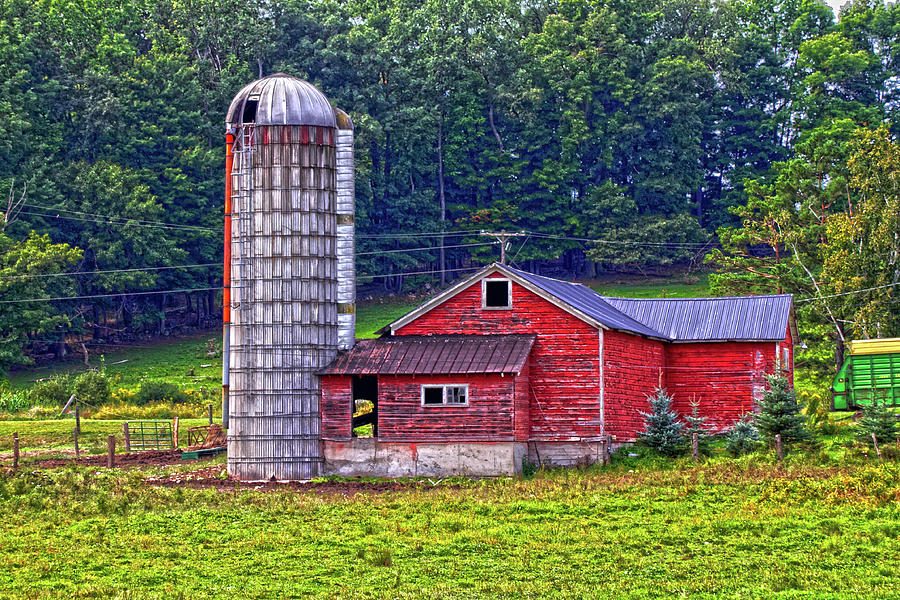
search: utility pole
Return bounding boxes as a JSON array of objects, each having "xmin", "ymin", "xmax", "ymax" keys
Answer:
[{"xmin": 480, "ymin": 230, "xmax": 527, "ymax": 265}]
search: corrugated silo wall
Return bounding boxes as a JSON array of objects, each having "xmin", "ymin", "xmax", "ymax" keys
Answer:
[
  {"xmin": 336, "ymin": 123, "xmax": 355, "ymax": 349},
  {"xmin": 228, "ymin": 124, "xmax": 337, "ymax": 480}
]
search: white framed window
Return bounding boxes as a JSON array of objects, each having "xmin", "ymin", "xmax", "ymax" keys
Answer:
[
  {"xmin": 482, "ymin": 278, "xmax": 512, "ymax": 309},
  {"xmin": 421, "ymin": 384, "xmax": 469, "ymax": 406}
]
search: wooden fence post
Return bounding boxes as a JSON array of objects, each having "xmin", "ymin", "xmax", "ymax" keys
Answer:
[
  {"xmin": 692, "ymin": 432, "xmax": 699, "ymax": 462},
  {"xmin": 12, "ymin": 433, "xmax": 19, "ymax": 471},
  {"xmin": 123, "ymin": 422, "xmax": 131, "ymax": 452},
  {"xmin": 73, "ymin": 427, "xmax": 80, "ymax": 458},
  {"xmin": 173, "ymin": 417, "xmax": 179, "ymax": 448},
  {"xmin": 75, "ymin": 401, "xmax": 81, "ymax": 435},
  {"xmin": 872, "ymin": 433, "xmax": 882, "ymax": 460},
  {"xmin": 107, "ymin": 435, "xmax": 115, "ymax": 468},
  {"xmin": 208, "ymin": 404, "xmax": 213, "ymax": 425},
  {"xmin": 775, "ymin": 434, "xmax": 783, "ymax": 461},
  {"xmin": 600, "ymin": 437, "xmax": 608, "ymax": 466}
]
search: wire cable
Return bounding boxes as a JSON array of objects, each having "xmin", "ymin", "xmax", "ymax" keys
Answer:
[
  {"xmin": 0, "ymin": 286, "xmax": 221, "ymax": 304},
  {"xmin": 0, "ymin": 263, "xmax": 220, "ymax": 282},
  {"xmin": 796, "ymin": 282, "xmax": 900, "ymax": 303},
  {"xmin": 21, "ymin": 203, "xmax": 219, "ymax": 232}
]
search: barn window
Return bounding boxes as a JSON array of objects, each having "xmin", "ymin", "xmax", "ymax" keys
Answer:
[
  {"xmin": 483, "ymin": 279, "xmax": 511, "ymax": 309},
  {"xmin": 421, "ymin": 384, "xmax": 468, "ymax": 406}
]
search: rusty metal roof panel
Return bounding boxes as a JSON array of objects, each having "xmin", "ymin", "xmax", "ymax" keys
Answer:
[
  {"xmin": 319, "ymin": 335, "xmax": 536, "ymax": 375},
  {"xmin": 602, "ymin": 295, "xmax": 793, "ymax": 341},
  {"xmin": 227, "ymin": 73, "xmax": 338, "ymax": 128}
]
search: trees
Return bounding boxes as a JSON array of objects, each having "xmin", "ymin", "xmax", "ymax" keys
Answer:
[
  {"xmin": 754, "ymin": 373, "xmax": 813, "ymax": 447},
  {"xmin": 638, "ymin": 387, "xmax": 686, "ymax": 456},
  {"xmin": 0, "ymin": 231, "xmax": 81, "ymax": 371}
]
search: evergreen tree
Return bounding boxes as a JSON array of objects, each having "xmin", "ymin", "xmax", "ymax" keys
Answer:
[
  {"xmin": 754, "ymin": 373, "xmax": 813, "ymax": 447},
  {"xmin": 725, "ymin": 415, "xmax": 761, "ymax": 456},
  {"xmin": 638, "ymin": 387, "xmax": 686, "ymax": 457},
  {"xmin": 684, "ymin": 399, "xmax": 713, "ymax": 456},
  {"xmin": 855, "ymin": 398, "xmax": 899, "ymax": 447}
]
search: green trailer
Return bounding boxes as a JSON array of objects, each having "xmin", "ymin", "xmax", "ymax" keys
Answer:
[{"xmin": 833, "ymin": 338, "xmax": 900, "ymax": 410}]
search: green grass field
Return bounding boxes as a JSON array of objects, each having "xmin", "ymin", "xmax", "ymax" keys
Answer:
[{"xmin": 0, "ymin": 452, "xmax": 898, "ymax": 599}]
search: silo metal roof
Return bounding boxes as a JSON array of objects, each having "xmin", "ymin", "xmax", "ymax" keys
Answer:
[{"xmin": 226, "ymin": 73, "xmax": 337, "ymax": 127}]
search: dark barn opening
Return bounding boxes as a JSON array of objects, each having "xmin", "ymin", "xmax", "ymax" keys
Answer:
[{"xmin": 352, "ymin": 375, "xmax": 378, "ymax": 436}]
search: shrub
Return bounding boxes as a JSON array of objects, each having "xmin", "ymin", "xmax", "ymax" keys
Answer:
[
  {"xmin": 92, "ymin": 402, "xmax": 203, "ymax": 420},
  {"xmin": 73, "ymin": 371, "xmax": 111, "ymax": 406},
  {"xmin": 638, "ymin": 387, "xmax": 685, "ymax": 457},
  {"xmin": 725, "ymin": 416, "xmax": 761, "ymax": 456},
  {"xmin": 855, "ymin": 398, "xmax": 899, "ymax": 447},
  {"xmin": 29, "ymin": 374, "xmax": 73, "ymax": 407},
  {"xmin": 0, "ymin": 387, "xmax": 29, "ymax": 414},
  {"xmin": 755, "ymin": 373, "xmax": 813, "ymax": 447},
  {"xmin": 134, "ymin": 381, "xmax": 188, "ymax": 406}
]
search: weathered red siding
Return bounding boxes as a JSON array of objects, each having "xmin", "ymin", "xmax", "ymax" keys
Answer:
[
  {"xmin": 321, "ymin": 375, "xmax": 352, "ymax": 439},
  {"xmin": 513, "ymin": 362, "xmax": 530, "ymax": 442},
  {"xmin": 602, "ymin": 330, "xmax": 666, "ymax": 441},
  {"xmin": 377, "ymin": 374, "xmax": 515, "ymax": 441},
  {"xmin": 396, "ymin": 278, "xmax": 602, "ymax": 441},
  {"xmin": 665, "ymin": 342, "xmax": 777, "ymax": 432}
]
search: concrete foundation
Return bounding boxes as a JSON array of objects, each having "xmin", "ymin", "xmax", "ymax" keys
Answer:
[
  {"xmin": 323, "ymin": 439, "xmax": 527, "ymax": 477},
  {"xmin": 526, "ymin": 441, "xmax": 612, "ymax": 467}
]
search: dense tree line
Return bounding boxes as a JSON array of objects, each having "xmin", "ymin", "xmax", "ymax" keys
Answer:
[{"xmin": 0, "ymin": 0, "xmax": 898, "ymax": 370}]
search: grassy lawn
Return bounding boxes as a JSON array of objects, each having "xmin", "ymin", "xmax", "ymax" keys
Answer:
[
  {"xmin": 588, "ymin": 272, "xmax": 710, "ymax": 298},
  {"xmin": 7, "ymin": 331, "xmax": 223, "ymax": 393},
  {"xmin": 0, "ymin": 452, "xmax": 898, "ymax": 599}
]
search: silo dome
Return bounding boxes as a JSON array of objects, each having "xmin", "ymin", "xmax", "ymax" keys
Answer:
[{"xmin": 226, "ymin": 73, "xmax": 337, "ymax": 128}]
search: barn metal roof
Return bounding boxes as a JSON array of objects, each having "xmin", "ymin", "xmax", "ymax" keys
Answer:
[
  {"xmin": 603, "ymin": 295, "xmax": 793, "ymax": 341},
  {"xmin": 506, "ymin": 267, "xmax": 665, "ymax": 338},
  {"xmin": 226, "ymin": 73, "xmax": 337, "ymax": 128},
  {"xmin": 383, "ymin": 264, "xmax": 793, "ymax": 343},
  {"xmin": 320, "ymin": 334, "xmax": 536, "ymax": 376}
]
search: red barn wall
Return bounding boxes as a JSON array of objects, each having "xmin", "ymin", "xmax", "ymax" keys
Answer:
[
  {"xmin": 513, "ymin": 362, "xmax": 530, "ymax": 442},
  {"xmin": 377, "ymin": 374, "xmax": 516, "ymax": 442},
  {"xmin": 321, "ymin": 375, "xmax": 352, "ymax": 439},
  {"xmin": 602, "ymin": 330, "xmax": 666, "ymax": 442},
  {"xmin": 778, "ymin": 324, "xmax": 794, "ymax": 386},
  {"xmin": 395, "ymin": 278, "xmax": 602, "ymax": 441},
  {"xmin": 665, "ymin": 342, "xmax": 777, "ymax": 432}
]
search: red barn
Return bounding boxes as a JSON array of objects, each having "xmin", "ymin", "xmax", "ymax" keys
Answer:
[{"xmin": 319, "ymin": 264, "xmax": 796, "ymax": 476}]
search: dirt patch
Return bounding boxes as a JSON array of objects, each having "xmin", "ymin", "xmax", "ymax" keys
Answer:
[
  {"xmin": 37, "ymin": 449, "xmax": 186, "ymax": 468},
  {"xmin": 146, "ymin": 469, "xmax": 458, "ymax": 495}
]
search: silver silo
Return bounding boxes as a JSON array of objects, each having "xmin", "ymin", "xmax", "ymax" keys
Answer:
[{"xmin": 223, "ymin": 73, "xmax": 354, "ymax": 480}]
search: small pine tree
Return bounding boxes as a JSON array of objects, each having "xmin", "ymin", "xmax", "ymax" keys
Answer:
[
  {"xmin": 639, "ymin": 387, "xmax": 686, "ymax": 456},
  {"xmin": 754, "ymin": 373, "xmax": 813, "ymax": 447},
  {"xmin": 725, "ymin": 415, "xmax": 761, "ymax": 456},
  {"xmin": 684, "ymin": 399, "xmax": 712, "ymax": 455},
  {"xmin": 855, "ymin": 397, "xmax": 899, "ymax": 447}
]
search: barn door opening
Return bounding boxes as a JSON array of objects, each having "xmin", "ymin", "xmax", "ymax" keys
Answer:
[{"xmin": 352, "ymin": 375, "xmax": 378, "ymax": 437}]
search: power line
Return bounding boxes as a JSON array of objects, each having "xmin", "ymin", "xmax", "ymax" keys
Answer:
[
  {"xmin": 359, "ymin": 265, "xmax": 483, "ymax": 279},
  {"xmin": 524, "ymin": 231, "xmax": 715, "ymax": 248},
  {"xmin": 357, "ymin": 242, "xmax": 493, "ymax": 256},
  {"xmin": 18, "ymin": 209, "xmax": 218, "ymax": 234},
  {"xmin": 796, "ymin": 282, "xmax": 900, "ymax": 303},
  {"xmin": 0, "ymin": 263, "xmax": 220, "ymax": 282},
  {"xmin": 21, "ymin": 203, "xmax": 219, "ymax": 232},
  {"xmin": 0, "ymin": 286, "xmax": 221, "ymax": 305}
]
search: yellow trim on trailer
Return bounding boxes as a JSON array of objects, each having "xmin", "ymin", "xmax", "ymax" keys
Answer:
[{"xmin": 848, "ymin": 338, "xmax": 900, "ymax": 356}]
